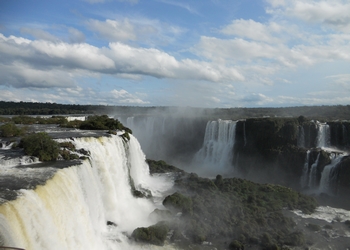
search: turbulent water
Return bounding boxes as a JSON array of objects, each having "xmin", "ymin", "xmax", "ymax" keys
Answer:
[
  {"xmin": 0, "ymin": 134, "xmax": 174, "ymax": 250},
  {"xmin": 192, "ymin": 119, "xmax": 236, "ymax": 175}
]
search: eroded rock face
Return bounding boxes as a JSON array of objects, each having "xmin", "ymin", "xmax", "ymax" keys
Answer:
[{"xmin": 226, "ymin": 118, "xmax": 349, "ymax": 198}]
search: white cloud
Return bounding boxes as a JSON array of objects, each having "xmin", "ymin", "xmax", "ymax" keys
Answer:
[
  {"xmin": 195, "ymin": 36, "xmax": 284, "ymax": 62},
  {"xmin": 87, "ymin": 18, "xmax": 136, "ymax": 42},
  {"xmin": 68, "ymin": 28, "xmax": 86, "ymax": 43},
  {"xmin": 221, "ymin": 19, "xmax": 283, "ymax": 43},
  {"xmin": 86, "ymin": 17, "xmax": 185, "ymax": 46},
  {"xmin": 0, "ymin": 33, "xmax": 244, "ymax": 91},
  {"xmin": 110, "ymin": 89, "xmax": 149, "ymax": 104},
  {"xmin": 0, "ymin": 62, "xmax": 76, "ymax": 88},
  {"xmin": 20, "ymin": 27, "xmax": 60, "ymax": 42},
  {"xmin": 267, "ymin": 0, "xmax": 350, "ymax": 32}
]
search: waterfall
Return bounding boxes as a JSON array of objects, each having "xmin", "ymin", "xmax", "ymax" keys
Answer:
[
  {"xmin": 316, "ymin": 123, "xmax": 330, "ymax": 148},
  {"xmin": 297, "ymin": 126, "xmax": 305, "ymax": 148},
  {"xmin": 300, "ymin": 150, "xmax": 310, "ymax": 188},
  {"xmin": 0, "ymin": 134, "xmax": 173, "ymax": 250},
  {"xmin": 193, "ymin": 119, "xmax": 236, "ymax": 175},
  {"xmin": 319, "ymin": 154, "xmax": 343, "ymax": 194},
  {"xmin": 342, "ymin": 124, "xmax": 348, "ymax": 147},
  {"xmin": 308, "ymin": 152, "xmax": 320, "ymax": 189}
]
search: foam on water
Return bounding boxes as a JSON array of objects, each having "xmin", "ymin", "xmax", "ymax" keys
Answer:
[{"xmin": 0, "ymin": 134, "xmax": 175, "ymax": 250}]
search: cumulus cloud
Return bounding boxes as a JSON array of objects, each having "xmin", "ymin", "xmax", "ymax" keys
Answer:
[
  {"xmin": 195, "ymin": 36, "xmax": 284, "ymax": 62},
  {"xmin": 0, "ymin": 63, "xmax": 76, "ymax": 88},
  {"xmin": 20, "ymin": 28, "xmax": 60, "ymax": 42},
  {"xmin": 110, "ymin": 89, "xmax": 149, "ymax": 104},
  {"xmin": 87, "ymin": 18, "xmax": 137, "ymax": 42},
  {"xmin": 68, "ymin": 28, "xmax": 86, "ymax": 43},
  {"xmin": 0, "ymin": 33, "xmax": 243, "ymax": 91},
  {"xmin": 266, "ymin": 0, "xmax": 350, "ymax": 32},
  {"xmin": 220, "ymin": 19, "xmax": 283, "ymax": 43},
  {"xmin": 86, "ymin": 17, "xmax": 185, "ymax": 46}
]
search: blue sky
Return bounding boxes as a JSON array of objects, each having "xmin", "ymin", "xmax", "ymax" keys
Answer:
[{"xmin": 0, "ymin": 0, "xmax": 350, "ymax": 107}]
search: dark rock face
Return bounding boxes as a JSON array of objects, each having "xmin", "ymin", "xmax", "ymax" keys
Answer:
[
  {"xmin": 328, "ymin": 121, "xmax": 350, "ymax": 149},
  {"xmin": 232, "ymin": 118, "xmax": 349, "ymax": 194},
  {"xmin": 234, "ymin": 118, "xmax": 306, "ymax": 188}
]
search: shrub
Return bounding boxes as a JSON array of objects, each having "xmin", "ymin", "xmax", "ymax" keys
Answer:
[
  {"xmin": 131, "ymin": 222, "xmax": 169, "ymax": 246},
  {"xmin": 163, "ymin": 192, "xmax": 193, "ymax": 215},
  {"xmin": 229, "ymin": 240, "xmax": 244, "ymax": 250},
  {"xmin": 0, "ymin": 123, "xmax": 26, "ymax": 137},
  {"xmin": 20, "ymin": 132, "xmax": 60, "ymax": 161}
]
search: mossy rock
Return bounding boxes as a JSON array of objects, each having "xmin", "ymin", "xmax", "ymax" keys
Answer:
[{"xmin": 131, "ymin": 221, "xmax": 169, "ymax": 246}]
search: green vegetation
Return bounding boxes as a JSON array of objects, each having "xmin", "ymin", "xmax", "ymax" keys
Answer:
[
  {"xmin": 61, "ymin": 115, "xmax": 132, "ymax": 140},
  {"xmin": 131, "ymin": 222, "xmax": 169, "ymax": 246},
  {"xmin": 147, "ymin": 159, "xmax": 185, "ymax": 174},
  {"xmin": 163, "ymin": 192, "xmax": 193, "ymax": 215},
  {"xmin": 59, "ymin": 141, "xmax": 80, "ymax": 160},
  {"xmin": 0, "ymin": 115, "xmax": 69, "ymax": 125},
  {"xmin": 139, "ymin": 160, "xmax": 318, "ymax": 249},
  {"xmin": 2, "ymin": 101, "xmax": 350, "ymax": 120},
  {"xmin": 20, "ymin": 132, "xmax": 60, "ymax": 161},
  {"xmin": 0, "ymin": 123, "xmax": 27, "ymax": 137},
  {"xmin": 0, "ymin": 101, "xmax": 90, "ymax": 115}
]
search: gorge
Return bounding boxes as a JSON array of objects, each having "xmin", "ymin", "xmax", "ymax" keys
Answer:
[{"xmin": 1, "ymin": 110, "xmax": 350, "ymax": 249}]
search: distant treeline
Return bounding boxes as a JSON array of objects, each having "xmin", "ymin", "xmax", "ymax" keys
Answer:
[
  {"xmin": 0, "ymin": 101, "xmax": 91, "ymax": 115},
  {"xmin": 1, "ymin": 101, "xmax": 350, "ymax": 120}
]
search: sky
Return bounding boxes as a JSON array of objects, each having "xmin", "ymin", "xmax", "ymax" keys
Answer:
[{"xmin": 0, "ymin": 0, "xmax": 350, "ymax": 108}]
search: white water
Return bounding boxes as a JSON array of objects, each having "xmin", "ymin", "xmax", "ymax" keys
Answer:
[
  {"xmin": 319, "ymin": 154, "xmax": 344, "ymax": 194},
  {"xmin": 297, "ymin": 126, "xmax": 305, "ymax": 148},
  {"xmin": 193, "ymin": 119, "xmax": 236, "ymax": 175},
  {"xmin": 308, "ymin": 152, "xmax": 320, "ymax": 189},
  {"xmin": 316, "ymin": 122, "xmax": 330, "ymax": 148},
  {"xmin": 294, "ymin": 206, "xmax": 350, "ymax": 223},
  {"xmin": 0, "ymin": 134, "xmax": 174, "ymax": 250},
  {"xmin": 300, "ymin": 150, "xmax": 310, "ymax": 189}
]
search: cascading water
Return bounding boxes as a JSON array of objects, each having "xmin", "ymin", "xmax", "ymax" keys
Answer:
[
  {"xmin": 319, "ymin": 154, "xmax": 344, "ymax": 194},
  {"xmin": 0, "ymin": 134, "xmax": 174, "ymax": 250},
  {"xmin": 297, "ymin": 126, "xmax": 305, "ymax": 148},
  {"xmin": 308, "ymin": 152, "xmax": 320, "ymax": 189},
  {"xmin": 300, "ymin": 150, "xmax": 310, "ymax": 189},
  {"xmin": 316, "ymin": 122, "xmax": 330, "ymax": 148},
  {"xmin": 192, "ymin": 119, "xmax": 236, "ymax": 175}
]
